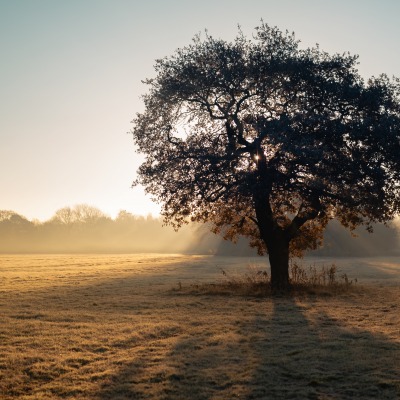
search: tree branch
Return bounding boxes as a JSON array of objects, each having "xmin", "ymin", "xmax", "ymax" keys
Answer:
[{"xmin": 286, "ymin": 197, "xmax": 322, "ymax": 239}]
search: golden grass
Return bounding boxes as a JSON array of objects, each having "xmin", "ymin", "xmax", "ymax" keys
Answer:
[
  {"xmin": 185, "ymin": 261, "xmax": 359, "ymax": 297},
  {"xmin": 0, "ymin": 254, "xmax": 399, "ymax": 399}
]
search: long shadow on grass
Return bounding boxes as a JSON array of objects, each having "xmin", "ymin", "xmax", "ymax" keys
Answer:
[
  {"xmin": 248, "ymin": 296, "xmax": 400, "ymax": 399},
  {"xmin": 95, "ymin": 295, "xmax": 252, "ymax": 400},
  {"xmin": 96, "ymin": 293, "xmax": 400, "ymax": 400}
]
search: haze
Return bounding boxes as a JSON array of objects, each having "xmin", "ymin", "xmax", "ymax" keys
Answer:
[{"xmin": 1, "ymin": 206, "xmax": 399, "ymax": 256}]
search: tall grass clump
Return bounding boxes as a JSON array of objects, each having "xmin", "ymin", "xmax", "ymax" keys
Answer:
[
  {"xmin": 289, "ymin": 261, "xmax": 357, "ymax": 294},
  {"xmin": 181, "ymin": 261, "xmax": 356, "ymax": 297}
]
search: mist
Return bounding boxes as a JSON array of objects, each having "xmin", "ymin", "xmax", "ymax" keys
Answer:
[{"xmin": 0, "ymin": 205, "xmax": 399, "ymax": 256}]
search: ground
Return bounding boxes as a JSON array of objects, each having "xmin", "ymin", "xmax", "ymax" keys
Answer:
[{"xmin": 0, "ymin": 254, "xmax": 399, "ymax": 399}]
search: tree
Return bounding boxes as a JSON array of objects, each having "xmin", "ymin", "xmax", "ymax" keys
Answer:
[
  {"xmin": 131, "ymin": 24, "xmax": 400, "ymax": 289},
  {"xmin": 51, "ymin": 204, "xmax": 108, "ymax": 225},
  {"xmin": 52, "ymin": 206, "xmax": 75, "ymax": 225}
]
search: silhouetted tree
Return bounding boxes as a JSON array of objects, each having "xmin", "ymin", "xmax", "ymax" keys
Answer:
[
  {"xmin": 51, "ymin": 204, "xmax": 109, "ymax": 225},
  {"xmin": 131, "ymin": 24, "xmax": 400, "ymax": 289},
  {"xmin": 52, "ymin": 206, "xmax": 75, "ymax": 225},
  {"xmin": 0, "ymin": 211, "xmax": 35, "ymax": 252}
]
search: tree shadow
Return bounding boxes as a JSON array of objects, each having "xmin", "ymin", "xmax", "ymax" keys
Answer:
[
  {"xmin": 95, "ymin": 294, "xmax": 256, "ymax": 400},
  {"xmin": 248, "ymin": 296, "xmax": 400, "ymax": 399},
  {"xmin": 95, "ymin": 293, "xmax": 400, "ymax": 400}
]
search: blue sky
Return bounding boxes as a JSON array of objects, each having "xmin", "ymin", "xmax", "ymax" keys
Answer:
[{"xmin": 1, "ymin": 0, "xmax": 399, "ymax": 221}]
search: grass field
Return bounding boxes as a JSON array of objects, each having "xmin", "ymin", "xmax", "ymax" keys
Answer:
[{"xmin": 0, "ymin": 254, "xmax": 399, "ymax": 399}]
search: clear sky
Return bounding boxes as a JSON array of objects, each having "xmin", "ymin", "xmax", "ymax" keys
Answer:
[{"xmin": 1, "ymin": 0, "xmax": 399, "ymax": 221}]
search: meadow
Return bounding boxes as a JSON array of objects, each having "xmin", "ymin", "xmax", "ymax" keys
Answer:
[{"xmin": 0, "ymin": 254, "xmax": 399, "ymax": 399}]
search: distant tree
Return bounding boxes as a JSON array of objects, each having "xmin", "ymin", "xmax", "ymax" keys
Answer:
[
  {"xmin": 51, "ymin": 204, "xmax": 109, "ymax": 225},
  {"xmin": 73, "ymin": 204, "xmax": 110, "ymax": 224},
  {"xmin": 116, "ymin": 210, "xmax": 136, "ymax": 223},
  {"xmin": 0, "ymin": 210, "xmax": 17, "ymax": 222},
  {"xmin": 52, "ymin": 206, "xmax": 75, "ymax": 225},
  {"xmin": 132, "ymin": 24, "xmax": 400, "ymax": 288},
  {"xmin": 0, "ymin": 211, "xmax": 33, "ymax": 229},
  {"xmin": 0, "ymin": 211, "xmax": 34, "ymax": 252}
]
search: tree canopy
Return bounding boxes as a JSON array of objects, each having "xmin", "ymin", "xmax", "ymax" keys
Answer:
[{"xmin": 131, "ymin": 24, "xmax": 400, "ymax": 288}]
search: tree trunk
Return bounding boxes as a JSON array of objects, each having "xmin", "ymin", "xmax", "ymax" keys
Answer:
[
  {"xmin": 266, "ymin": 234, "xmax": 290, "ymax": 291},
  {"xmin": 252, "ymin": 191, "xmax": 290, "ymax": 290}
]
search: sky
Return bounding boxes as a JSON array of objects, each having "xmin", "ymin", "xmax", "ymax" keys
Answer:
[{"xmin": 1, "ymin": 0, "xmax": 400, "ymax": 222}]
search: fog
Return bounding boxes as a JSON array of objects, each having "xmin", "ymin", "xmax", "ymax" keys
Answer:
[{"xmin": 0, "ymin": 205, "xmax": 399, "ymax": 257}]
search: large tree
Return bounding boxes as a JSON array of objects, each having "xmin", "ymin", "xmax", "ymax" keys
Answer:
[{"xmin": 131, "ymin": 24, "xmax": 400, "ymax": 289}]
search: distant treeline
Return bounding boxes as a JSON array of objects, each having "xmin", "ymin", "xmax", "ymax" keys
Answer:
[
  {"xmin": 0, "ymin": 205, "xmax": 399, "ymax": 256},
  {"xmin": 0, "ymin": 205, "xmax": 206, "ymax": 254}
]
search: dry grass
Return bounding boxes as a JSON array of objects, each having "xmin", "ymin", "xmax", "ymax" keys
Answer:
[
  {"xmin": 0, "ymin": 254, "xmax": 399, "ymax": 399},
  {"xmin": 185, "ymin": 261, "xmax": 357, "ymax": 297}
]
